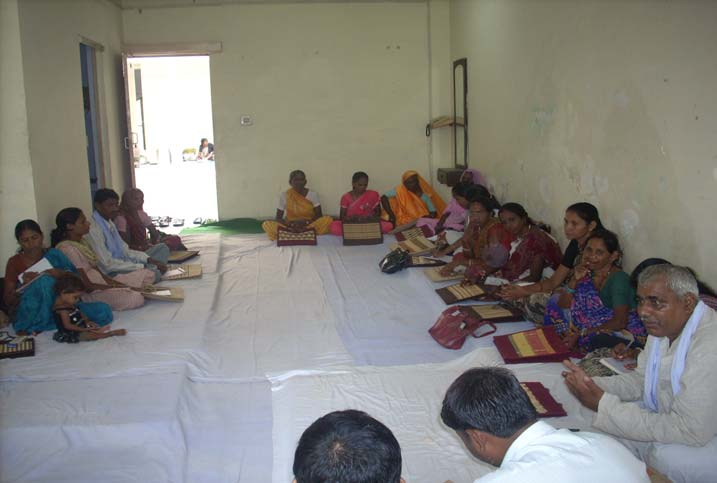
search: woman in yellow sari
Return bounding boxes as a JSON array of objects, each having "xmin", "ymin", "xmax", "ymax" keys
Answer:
[
  {"xmin": 262, "ymin": 170, "xmax": 333, "ymax": 241},
  {"xmin": 380, "ymin": 170, "xmax": 446, "ymax": 227}
]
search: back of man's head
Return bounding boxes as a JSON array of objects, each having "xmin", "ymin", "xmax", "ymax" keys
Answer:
[
  {"xmin": 441, "ymin": 367, "xmax": 537, "ymax": 438},
  {"xmin": 293, "ymin": 409, "xmax": 402, "ymax": 483}
]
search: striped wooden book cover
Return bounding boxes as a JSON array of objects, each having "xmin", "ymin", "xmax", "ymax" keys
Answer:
[
  {"xmin": 342, "ymin": 222, "xmax": 383, "ymax": 246},
  {"xmin": 390, "ymin": 236, "xmax": 435, "ymax": 255},
  {"xmin": 277, "ymin": 228, "xmax": 317, "ymax": 246},
  {"xmin": 161, "ymin": 264, "xmax": 203, "ymax": 281},
  {"xmin": 520, "ymin": 382, "xmax": 567, "ymax": 418},
  {"xmin": 435, "ymin": 282, "xmax": 496, "ymax": 304},
  {"xmin": 465, "ymin": 303, "xmax": 524, "ymax": 323},
  {"xmin": 493, "ymin": 326, "xmax": 570, "ymax": 363},
  {"xmin": 0, "ymin": 338, "xmax": 35, "ymax": 359}
]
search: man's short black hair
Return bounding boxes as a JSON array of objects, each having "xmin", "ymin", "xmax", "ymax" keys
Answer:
[
  {"xmin": 293, "ymin": 409, "xmax": 402, "ymax": 483},
  {"xmin": 93, "ymin": 188, "xmax": 119, "ymax": 204},
  {"xmin": 441, "ymin": 367, "xmax": 537, "ymax": 438}
]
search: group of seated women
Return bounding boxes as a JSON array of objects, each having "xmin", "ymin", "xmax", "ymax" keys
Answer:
[
  {"xmin": 261, "ymin": 168, "xmax": 488, "ymax": 240},
  {"xmin": 260, "ymin": 166, "xmax": 717, "ymax": 358},
  {"xmin": 2, "ymin": 188, "xmax": 186, "ymax": 340}
]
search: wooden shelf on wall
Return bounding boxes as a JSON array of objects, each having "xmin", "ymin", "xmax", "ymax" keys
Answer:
[{"xmin": 425, "ymin": 116, "xmax": 465, "ymax": 136}]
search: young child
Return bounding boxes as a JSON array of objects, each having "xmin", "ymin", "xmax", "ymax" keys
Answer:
[{"xmin": 52, "ymin": 273, "xmax": 126, "ymax": 343}]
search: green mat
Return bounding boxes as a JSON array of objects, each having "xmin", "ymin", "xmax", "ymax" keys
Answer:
[{"xmin": 180, "ymin": 218, "xmax": 265, "ymax": 235}]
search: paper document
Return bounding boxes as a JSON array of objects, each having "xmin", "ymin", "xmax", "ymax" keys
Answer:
[
  {"xmin": 164, "ymin": 268, "xmax": 185, "ymax": 278},
  {"xmin": 599, "ymin": 357, "xmax": 636, "ymax": 375},
  {"xmin": 18, "ymin": 258, "xmax": 53, "ymax": 283}
]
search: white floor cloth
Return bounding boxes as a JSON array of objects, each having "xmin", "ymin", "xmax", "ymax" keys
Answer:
[{"xmin": 0, "ymin": 233, "xmax": 593, "ymax": 482}]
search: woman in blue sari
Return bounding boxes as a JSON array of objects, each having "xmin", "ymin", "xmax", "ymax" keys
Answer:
[{"xmin": 3, "ymin": 220, "xmax": 112, "ymax": 334}]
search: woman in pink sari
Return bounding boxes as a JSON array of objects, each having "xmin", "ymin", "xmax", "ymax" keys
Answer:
[
  {"xmin": 416, "ymin": 183, "xmax": 470, "ymax": 236},
  {"xmin": 330, "ymin": 172, "xmax": 393, "ymax": 236}
]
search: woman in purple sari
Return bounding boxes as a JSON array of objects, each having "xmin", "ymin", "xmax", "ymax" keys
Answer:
[
  {"xmin": 543, "ymin": 229, "xmax": 646, "ymax": 352},
  {"xmin": 329, "ymin": 172, "xmax": 393, "ymax": 236}
]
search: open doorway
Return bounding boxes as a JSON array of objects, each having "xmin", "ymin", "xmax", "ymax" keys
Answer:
[{"xmin": 124, "ymin": 55, "xmax": 218, "ymax": 230}]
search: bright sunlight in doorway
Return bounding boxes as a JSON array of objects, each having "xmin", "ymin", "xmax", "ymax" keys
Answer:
[{"xmin": 125, "ymin": 55, "xmax": 218, "ymax": 230}]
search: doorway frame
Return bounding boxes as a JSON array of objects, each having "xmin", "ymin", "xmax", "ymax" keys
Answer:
[
  {"xmin": 121, "ymin": 41, "xmax": 222, "ymax": 188},
  {"xmin": 79, "ymin": 36, "xmax": 108, "ymax": 198}
]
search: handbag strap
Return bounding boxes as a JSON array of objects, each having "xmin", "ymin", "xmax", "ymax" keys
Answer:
[{"xmin": 469, "ymin": 321, "xmax": 497, "ymax": 339}]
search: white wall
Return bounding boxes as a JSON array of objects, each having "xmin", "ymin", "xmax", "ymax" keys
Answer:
[
  {"xmin": 450, "ymin": 0, "xmax": 717, "ymax": 284},
  {"xmin": 0, "ymin": 0, "xmax": 38, "ymax": 269},
  {"xmin": 16, "ymin": 0, "xmax": 127, "ymax": 235},
  {"xmin": 123, "ymin": 2, "xmax": 449, "ymax": 218}
]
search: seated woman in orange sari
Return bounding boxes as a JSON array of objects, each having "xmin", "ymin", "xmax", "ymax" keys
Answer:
[
  {"xmin": 329, "ymin": 171, "xmax": 393, "ymax": 236},
  {"xmin": 380, "ymin": 170, "xmax": 446, "ymax": 228},
  {"xmin": 262, "ymin": 170, "xmax": 333, "ymax": 241}
]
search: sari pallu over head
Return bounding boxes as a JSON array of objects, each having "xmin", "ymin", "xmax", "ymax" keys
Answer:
[
  {"xmin": 390, "ymin": 170, "xmax": 447, "ymax": 226},
  {"xmin": 285, "ymin": 189, "xmax": 316, "ymax": 221}
]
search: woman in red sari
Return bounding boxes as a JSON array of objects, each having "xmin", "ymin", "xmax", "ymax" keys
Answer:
[
  {"xmin": 115, "ymin": 189, "xmax": 185, "ymax": 251},
  {"xmin": 329, "ymin": 172, "xmax": 393, "ymax": 236},
  {"xmin": 439, "ymin": 196, "xmax": 512, "ymax": 278},
  {"xmin": 496, "ymin": 203, "xmax": 562, "ymax": 282}
]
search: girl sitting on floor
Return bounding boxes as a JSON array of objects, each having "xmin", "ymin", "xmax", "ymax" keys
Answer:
[
  {"xmin": 329, "ymin": 171, "xmax": 393, "ymax": 236},
  {"xmin": 262, "ymin": 170, "xmax": 333, "ymax": 241},
  {"xmin": 52, "ymin": 273, "xmax": 126, "ymax": 343},
  {"xmin": 542, "ymin": 229, "xmax": 646, "ymax": 352}
]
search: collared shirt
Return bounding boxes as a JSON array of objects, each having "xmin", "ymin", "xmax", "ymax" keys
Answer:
[
  {"xmin": 475, "ymin": 421, "xmax": 648, "ymax": 483},
  {"xmin": 594, "ymin": 305, "xmax": 717, "ymax": 446},
  {"xmin": 86, "ymin": 214, "xmax": 148, "ymax": 274}
]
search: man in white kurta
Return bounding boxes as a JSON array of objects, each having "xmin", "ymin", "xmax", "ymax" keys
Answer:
[
  {"xmin": 564, "ymin": 265, "xmax": 717, "ymax": 483},
  {"xmin": 441, "ymin": 367, "xmax": 648, "ymax": 483}
]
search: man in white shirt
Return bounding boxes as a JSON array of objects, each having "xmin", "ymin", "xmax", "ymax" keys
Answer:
[
  {"xmin": 86, "ymin": 189, "xmax": 168, "ymax": 283},
  {"xmin": 441, "ymin": 367, "xmax": 648, "ymax": 483},
  {"xmin": 563, "ymin": 264, "xmax": 717, "ymax": 483}
]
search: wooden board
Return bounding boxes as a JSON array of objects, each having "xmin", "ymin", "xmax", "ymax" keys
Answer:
[
  {"xmin": 390, "ymin": 236, "xmax": 435, "ymax": 255},
  {"xmin": 277, "ymin": 228, "xmax": 317, "ymax": 246},
  {"xmin": 394, "ymin": 225, "xmax": 432, "ymax": 242},
  {"xmin": 493, "ymin": 326, "xmax": 570, "ymax": 364},
  {"xmin": 342, "ymin": 221, "xmax": 383, "ymax": 246},
  {"xmin": 408, "ymin": 256, "xmax": 446, "ymax": 268},
  {"xmin": 435, "ymin": 282, "xmax": 496, "ymax": 304},
  {"xmin": 424, "ymin": 266, "xmax": 464, "ymax": 282},
  {"xmin": 0, "ymin": 338, "xmax": 35, "ymax": 359},
  {"xmin": 161, "ymin": 264, "xmax": 203, "ymax": 281},
  {"xmin": 167, "ymin": 250, "xmax": 200, "ymax": 263},
  {"xmin": 141, "ymin": 286, "xmax": 185, "ymax": 302},
  {"xmin": 465, "ymin": 303, "xmax": 524, "ymax": 323},
  {"xmin": 520, "ymin": 382, "xmax": 567, "ymax": 418}
]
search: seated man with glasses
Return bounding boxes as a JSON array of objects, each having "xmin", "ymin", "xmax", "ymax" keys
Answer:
[{"xmin": 562, "ymin": 264, "xmax": 717, "ymax": 483}]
